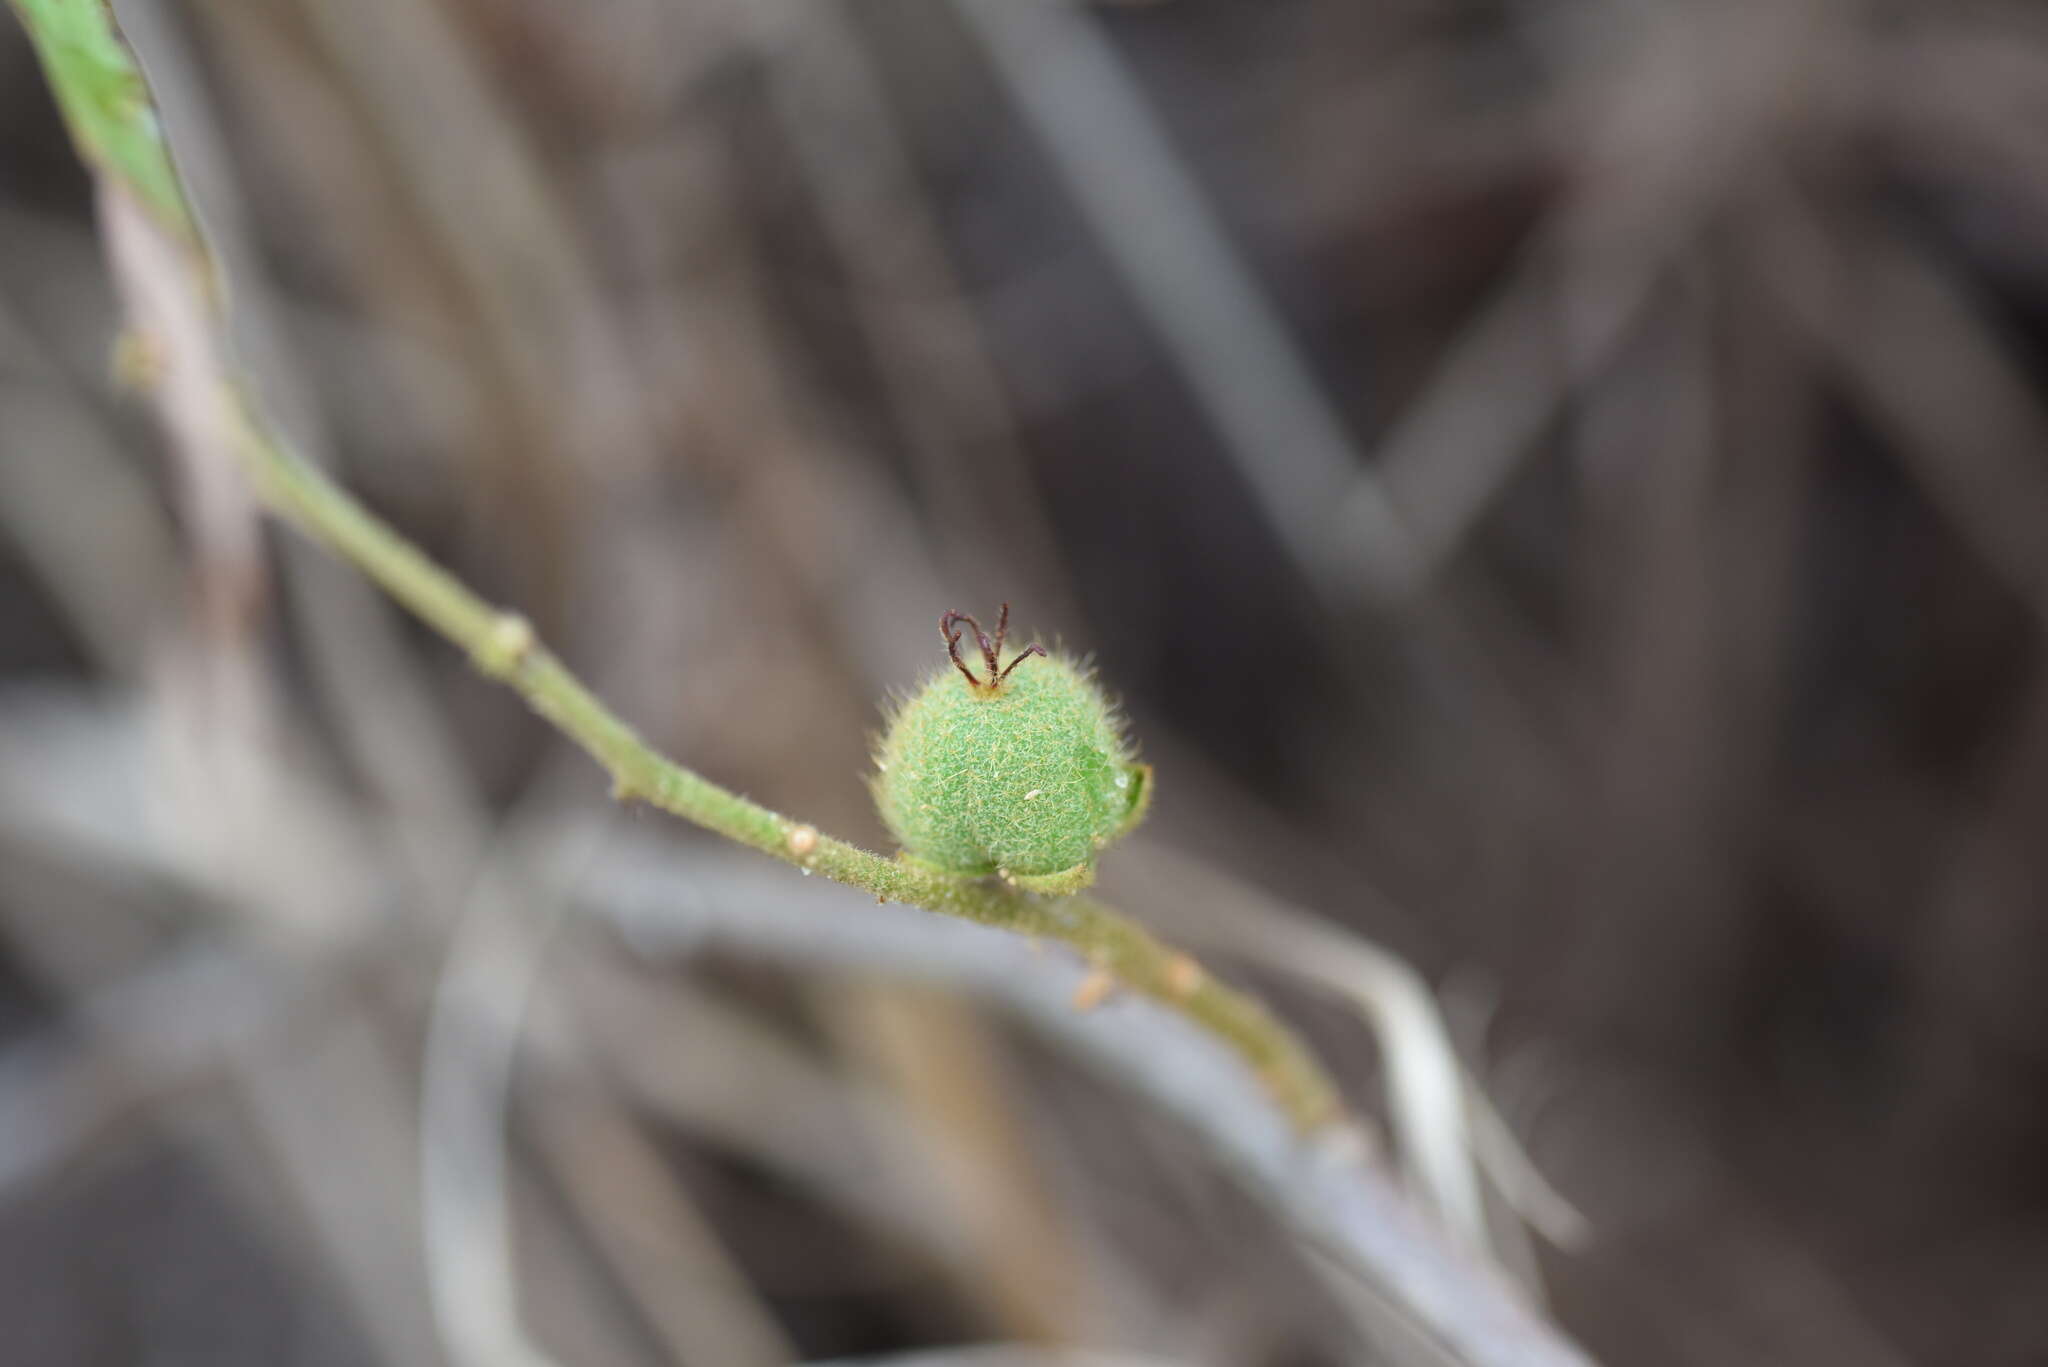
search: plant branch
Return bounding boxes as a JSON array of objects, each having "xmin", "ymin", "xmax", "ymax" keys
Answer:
[
  {"xmin": 230, "ymin": 383, "xmax": 1338, "ymax": 1128},
  {"xmin": 12, "ymin": 0, "xmax": 1340, "ymax": 1134}
]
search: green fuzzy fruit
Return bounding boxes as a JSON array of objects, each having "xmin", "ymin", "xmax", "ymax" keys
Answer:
[{"xmin": 873, "ymin": 651, "xmax": 1150, "ymax": 894}]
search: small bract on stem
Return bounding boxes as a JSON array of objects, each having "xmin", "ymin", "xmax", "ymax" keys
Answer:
[{"xmin": 941, "ymin": 602, "xmax": 1046, "ymax": 694}]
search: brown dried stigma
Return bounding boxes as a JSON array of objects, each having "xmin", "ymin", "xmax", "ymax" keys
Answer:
[{"xmin": 940, "ymin": 602, "xmax": 1047, "ymax": 692}]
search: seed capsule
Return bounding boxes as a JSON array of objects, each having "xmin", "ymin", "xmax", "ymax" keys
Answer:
[{"xmin": 871, "ymin": 606, "xmax": 1150, "ymax": 894}]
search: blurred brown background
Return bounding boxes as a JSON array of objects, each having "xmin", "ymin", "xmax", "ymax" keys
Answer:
[{"xmin": 3, "ymin": 0, "xmax": 2048, "ymax": 1364}]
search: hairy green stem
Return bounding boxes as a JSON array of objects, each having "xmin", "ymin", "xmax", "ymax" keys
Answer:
[
  {"xmin": 15, "ymin": 0, "xmax": 1343, "ymax": 1132},
  {"xmin": 241, "ymin": 401, "xmax": 1338, "ymax": 1130}
]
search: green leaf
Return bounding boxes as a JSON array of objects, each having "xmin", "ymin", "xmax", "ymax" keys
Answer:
[{"xmin": 9, "ymin": 0, "xmax": 196, "ymax": 244}]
